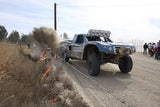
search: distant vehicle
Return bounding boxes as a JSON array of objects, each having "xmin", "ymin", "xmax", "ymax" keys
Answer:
[{"xmin": 60, "ymin": 29, "xmax": 136, "ymax": 76}]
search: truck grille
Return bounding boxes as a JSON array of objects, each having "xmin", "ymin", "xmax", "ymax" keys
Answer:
[{"xmin": 114, "ymin": 47, "xmax": 131, "ymax": 54}]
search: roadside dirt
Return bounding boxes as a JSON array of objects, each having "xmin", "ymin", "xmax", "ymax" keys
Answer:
[
  {"xmin": 60, "ymin": 52, "xmax": 160, "ymax": 107},
  {"xmin": 0, "ymin": 41, "xmax": 89, "ymax": 107}
]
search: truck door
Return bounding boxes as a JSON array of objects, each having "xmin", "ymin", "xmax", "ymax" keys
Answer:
[{"xmin": 71, "ymin": 35, "xmax": 85, "ymax": 59}]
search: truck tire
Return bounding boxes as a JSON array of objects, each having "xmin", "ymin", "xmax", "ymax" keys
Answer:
[
  {"xmin": 118, "ymin": 55, "xmax": 133, "ymax": 73},
  {"xmin": 87, "ymin": 54, "xmax": 100, "ymax": 76}
]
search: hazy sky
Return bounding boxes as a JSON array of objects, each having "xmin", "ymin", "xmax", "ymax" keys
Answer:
[{"xmin": 0, "ymin": 0, "xmax": 160, "ymax": 43}]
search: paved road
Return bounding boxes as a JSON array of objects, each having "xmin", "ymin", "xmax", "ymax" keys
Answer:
[{"xmin": 59, "ymin": 53, "xmax": 160, "ymax": 107}]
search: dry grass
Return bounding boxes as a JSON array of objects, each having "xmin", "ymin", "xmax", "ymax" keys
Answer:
[
  {"xmin": 0, "ymin": 42, "xmax": 48, "ymax": 107},
  {"xmin": 0, "ymin": 41, "xmax": 89, "ymax": 107}
]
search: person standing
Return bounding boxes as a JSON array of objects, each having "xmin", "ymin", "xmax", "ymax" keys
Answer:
[
  {"xmin": 156, "ymin": 40, "xmax": 160, "ymax": 60},
  {"xmin": 152, "ymin": 42, "xmax": 156, "ymax": 55},
  {"xmin": 148, "ymin": 43, "xmax": 153, "ymax": 56},
  {"xmin": 152, "ymin": 43, "xmax": 156, "ymax": 50},
  {"xmin": 143, "ymin": 43, "xmax": 148, "ymax": 55}
]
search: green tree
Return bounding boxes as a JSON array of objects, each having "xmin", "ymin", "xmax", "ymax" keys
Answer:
[
  {"xmin": 63, "ymin": 32, "xmax": 69, "ymax": 39},
  {"xmin": 8, "ymin": 30, "xmax": 20, "ymax": 43},
  {"xmin": 20, "ymin": 34, "xmax": 33, "ymax": 44},
  {"xmin": 20, "ymin": 34, "xmax": 30, "ymax": 44},
  {"xmin": 0, "ymin": 25, "xmax": 8, "ymax": 41},
  {"xmin": 19, "ymin": 33, "xmax": 38, "ymax": 45}
]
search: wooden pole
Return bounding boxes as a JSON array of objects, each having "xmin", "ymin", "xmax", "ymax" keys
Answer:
[{"xmin": 54, "ymin": 3, "xmax": 57, "ymax": 31}]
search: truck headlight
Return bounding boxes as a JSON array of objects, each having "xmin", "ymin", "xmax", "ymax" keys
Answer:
[
  {"xmin": 119, "ymin": 49, "xmax": 122, "ymax": 53},
  {"xmin": 130, "ymin": 49, "xmax": 134, "ymax": 53}
]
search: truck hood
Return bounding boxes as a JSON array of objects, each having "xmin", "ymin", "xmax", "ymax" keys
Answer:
[
  {"xmin": 103, "ymin": 42, "xmax": 134, "ymax": 47},
  {"xmin": 88, "ymin": 41, "xmax": 134, "ymax": 47},
  {"xmin": 87, "ymin": 41, "xmax": 136, "ymax": 53}
]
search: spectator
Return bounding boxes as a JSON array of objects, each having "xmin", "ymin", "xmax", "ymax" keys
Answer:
[
  {"xmin": 152, "ymin": 43, "xmax": 156, "ymax": 50},
  {"xmin": 143, "ymin": 43, "xmax": 148, "ymax": 55},
  {"xmin": 156, "ymin": 40, "xmax": 160, "ymax": 60},
  {"xmin": 148, "ymin": 43, "xmax": 153, "ymax": 55},
  {"xmin": 152, "ymin": 43, "xmax": 156, "ymax": 55}
]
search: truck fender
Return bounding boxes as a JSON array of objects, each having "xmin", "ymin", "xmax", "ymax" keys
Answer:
[{"xmin": 83, "ymin": 44, "xmax": 100, "ymax": 60}]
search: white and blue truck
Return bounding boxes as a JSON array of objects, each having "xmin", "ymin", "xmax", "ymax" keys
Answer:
[{"xmin": 60, "ymin": 29, "xmax": 136, "ymax": 76}]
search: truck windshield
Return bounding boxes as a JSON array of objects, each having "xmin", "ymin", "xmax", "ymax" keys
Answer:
[{"xmin": 87, "ymin": 36, "xmax": 113, "ymax": 42}]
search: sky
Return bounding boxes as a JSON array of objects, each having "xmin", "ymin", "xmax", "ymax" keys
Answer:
[{"xmin": 0, "ymin": 0, "xmax": 160, "ymax": 43}]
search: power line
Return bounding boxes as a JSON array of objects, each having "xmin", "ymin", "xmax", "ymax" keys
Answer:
[{"xmin": 58, "ymin": 3, "xmax": 160, "ymax": 8}]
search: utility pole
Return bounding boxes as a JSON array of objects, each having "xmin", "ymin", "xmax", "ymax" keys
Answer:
[{"xmin": 54, "ymin": 3, "xmax": 57, "ymax": 31}]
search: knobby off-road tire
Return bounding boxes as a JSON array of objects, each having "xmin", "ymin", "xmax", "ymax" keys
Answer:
[
  {"xmin": 118, "ymin": 55, "xmax": 133, "ymax": 73},
  {"xmin": 87, "ymin": 54, "xmax": 100, "ymax": 76}
]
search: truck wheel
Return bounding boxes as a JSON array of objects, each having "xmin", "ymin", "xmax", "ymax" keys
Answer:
[
  {"xmin": 87, "ymin": 54, "xmax": 100, "ymax": 76},
  {"xmin": 118, "ymin": 56, "xmax": 133, "ymax": 73}
]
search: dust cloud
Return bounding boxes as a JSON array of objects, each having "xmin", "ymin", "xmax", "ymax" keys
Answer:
[{"xmin": 32, "ymin": 27, "xmax": 60, "ymax": 51}]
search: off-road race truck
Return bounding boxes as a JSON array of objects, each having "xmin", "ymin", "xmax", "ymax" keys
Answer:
[{"xmin": 60, "ymin": 29, "xmax": 136, "ymax": 76}]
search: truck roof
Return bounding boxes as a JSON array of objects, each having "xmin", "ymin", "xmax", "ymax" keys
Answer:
[{"xmin": 87, "ymin": 29, "xmax": 111, "ymax": 38}]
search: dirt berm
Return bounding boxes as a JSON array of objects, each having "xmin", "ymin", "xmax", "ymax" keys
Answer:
[
  {"xmin": 0, "ymin": 27, "xmax": 90, "ymax": 107},
  {"xmin": 32, "ymin": 27, "xmax": 91, "ymax": 106}
]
